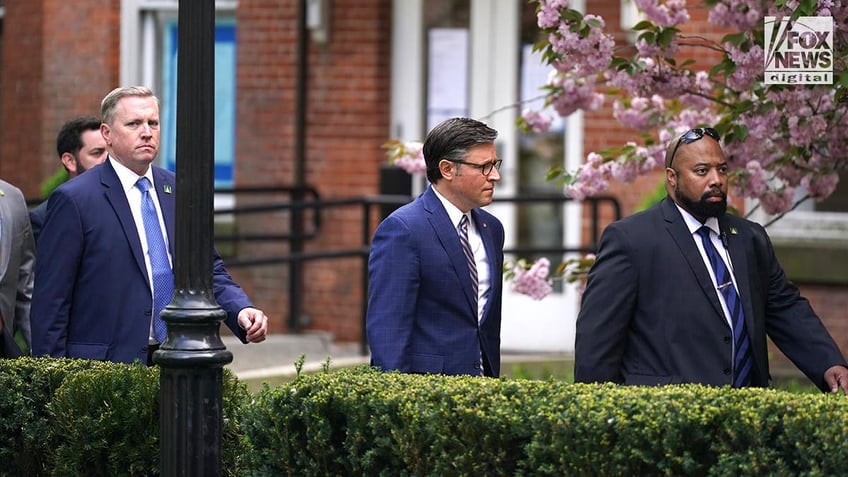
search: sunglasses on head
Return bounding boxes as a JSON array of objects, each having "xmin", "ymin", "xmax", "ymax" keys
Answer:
[{"xmin": 668, "ymin": 127, "xmax": 720, "ymax": 168}]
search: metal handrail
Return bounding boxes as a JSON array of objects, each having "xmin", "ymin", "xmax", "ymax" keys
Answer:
[{"xmin": 211, "ymin": 190, "xmax": 621, "ymax": 355}]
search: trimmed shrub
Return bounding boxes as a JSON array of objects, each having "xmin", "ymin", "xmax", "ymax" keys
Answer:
[
  {"xmin": 0, "ymin": 357, "xmax": 250, "ymax": 476},
  {"xmin": 242, "ymin": 366, "xmax": 848, "ymax": 476},
  {"xmin": 0, "ymin": 357, "xmax": 113, "ymax": 476}
]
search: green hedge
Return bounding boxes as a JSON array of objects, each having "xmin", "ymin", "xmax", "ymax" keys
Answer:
[
  {"xmin": 3, "ymin": 360, "xmax": 846, "ymax": 475},
  {"xmin": 0, "ymin": 357, "xmax": 250, "ymax": 476},
  {"xmin": 242, "ymin": 366, "xmax": 848, "ymax": 476}
]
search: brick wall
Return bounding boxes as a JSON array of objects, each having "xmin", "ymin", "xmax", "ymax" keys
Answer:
[
  {"xmin": 0, "ymin": 0, "xmax": 118, "ymax": 196},
  {"xmin": 0, "ymin": 0, "xmax": 844, "ymax": 354},
  {"xmin": 233, "ymin": 0, "xmax": 391, "ymax": 340}
]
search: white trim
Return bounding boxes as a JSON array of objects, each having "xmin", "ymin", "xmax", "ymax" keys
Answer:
[{"xmin": 389, "ymin": 0, "xmax": 425, "ymax": 194}]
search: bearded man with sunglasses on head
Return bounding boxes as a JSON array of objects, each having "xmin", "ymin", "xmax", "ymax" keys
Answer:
[{"xmin": 574, "ymin": 127, "xmax": 848, "ymax": 393}]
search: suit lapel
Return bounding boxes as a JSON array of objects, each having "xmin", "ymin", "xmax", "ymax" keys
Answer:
[
  {"xmin": 719, "ymin": 219, "xmax": 756, "ymax": 330},
  {"xmin": 152, "ymin": 167, "xmax": 176, "ymax": 255},
  {"xmin": 0, "ymin": 190, "xmax": 10, "ymax": 276},
  {"xmin": 661, "ymin": 198, "xmax": 726, "ymax": 321},
  {"xmin": 101, "ymin": 161, "xmax": 149, "ymax": 284},
  {"xmin": 422, "ymin": 188, "xmax": 478, "ymax": 318},
  {"xmin": 471, "ymin": 208, "xmax": 497, "ymax": 324}
]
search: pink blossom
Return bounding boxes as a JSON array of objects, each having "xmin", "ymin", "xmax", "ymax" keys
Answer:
[
  {"xmin": 511, "ymin": 258, "xmax": 554, "ymax": 300},
  {"xmin": 759, "ymin": 188, "xmax": 795, "ymax": 215},
  {"xmin": 521, "ymin": 109, "xmax": 554, "ymax": 133},
  {"xmin": 709, "ymin": 1, "xmax": 763, "ymax": 31},
  {"xmin": 389, "ymin": 141, "xmax": 426, "ymax": 176},
  {"xmin": 802, "ymin": 172, "xmax": 840, "ymax": 201},
  {"xmin": 634, "ymin": 0, "xmax": 690, "ymax": 27}
]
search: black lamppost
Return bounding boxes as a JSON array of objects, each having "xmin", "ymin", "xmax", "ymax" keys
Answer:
[{"xmin": 155, "ymin": 1, "xmax": 231, "ymax": 475}]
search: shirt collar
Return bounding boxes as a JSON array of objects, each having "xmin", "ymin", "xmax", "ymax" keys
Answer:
[
  {"xmin": 673, "ymin": 201, "xmax": 720, "ymax": 236},
  {"xmin": 109, "ymin": 156, "xmax": 155, "ymax": 194},
  {"xmin": 431, "ymin": 186, "xmax": 468, "ymax": 228}
]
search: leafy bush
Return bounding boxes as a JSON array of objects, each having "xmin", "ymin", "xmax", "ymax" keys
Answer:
[
  {"xmin": 241, "ymin": 366, "xmax": 848, "ymax": 476},
  {"xmin": 0, "ymin": 358, "xmax": 250, "ymax": 476},
  {"xmin": 0, "ymin": 357, "xmax": 113, "ymax": 476}
]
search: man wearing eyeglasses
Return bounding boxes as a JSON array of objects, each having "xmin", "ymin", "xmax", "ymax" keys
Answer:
[
  {"xmin": 366, "ymin": 117, "xmax": 505, "ymax": 377},
  {"xmin": 574, "ymin": 127, "xmax": 848, "ymax": 394}
]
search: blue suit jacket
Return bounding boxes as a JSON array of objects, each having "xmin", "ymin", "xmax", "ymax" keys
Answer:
[
  {"xmin": 31, "ymin": 160, "xmax": 251, "ymax": 363},
  {"xmin": 366, "ymin": 186, "xmax": 504, "ymax": 377}
]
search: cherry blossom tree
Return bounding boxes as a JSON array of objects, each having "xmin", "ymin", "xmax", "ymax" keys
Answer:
[
  {"xmin": 508, "ymin": 0, "xmax": 848, "ymax": 298},
  {"xmin": 529, "ymin": 0, "xmax": 847, "ymax": 217},
  {"xmin": 387, "ymin": 0, "xmax": 847, "ymax": 299}
]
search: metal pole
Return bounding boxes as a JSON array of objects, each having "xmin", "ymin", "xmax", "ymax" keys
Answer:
[
  {"xmin": 289, "ymin": 0, "xmax": 309, "ymax": 331},
  {"xmin": 157, "ymin": 1, "xmax": 232, "ymax": 475}
]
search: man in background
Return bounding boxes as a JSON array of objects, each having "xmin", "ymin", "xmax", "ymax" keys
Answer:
[
  {"xmin": 0, "ymin": 179, "xmax": 35, "ymax": 357},
  {"xmin": 367, "ymin": 117, "xmax": 505, "ymax": 377},
  {"xmin": 30, "ymin": 116, "xmax": 107, "ymax": 244}
]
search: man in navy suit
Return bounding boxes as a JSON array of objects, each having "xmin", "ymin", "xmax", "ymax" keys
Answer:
[
  {"xmin": 31, "ymin": 86, "xmax": 267, "ymax": 364},
  {"xmin": 366, "ymin": 117, "xmax": 504, "ymax": 377},
  {"xmin": 574, "ymin": 127, "xmax": 848, "ymax": 393}
]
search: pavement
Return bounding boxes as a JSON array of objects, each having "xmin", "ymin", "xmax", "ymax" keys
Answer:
[
  {"xmin": 223, "ymin": 332, "xmax": 574, "ymax": 383},
  {"xmin": 223, "ymin": 332, "xmax": 369, "ymax": 381}
]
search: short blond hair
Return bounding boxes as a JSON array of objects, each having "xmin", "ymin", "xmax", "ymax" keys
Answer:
[{"xmin": 101, "ymin": 86, "xmax": 159, "ymax": 125}]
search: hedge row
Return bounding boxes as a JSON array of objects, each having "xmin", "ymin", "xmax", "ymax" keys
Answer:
[
  {"xmin": 241, "ymin": 366, "xmax": 848, "ymax": 476},
  {"xmin": 0, "ymin": 357, "xmax": 250, "ymax": 476},
  {"xmin": 2, "ymin": 359, "xmax": 846, "ymax": 476}
]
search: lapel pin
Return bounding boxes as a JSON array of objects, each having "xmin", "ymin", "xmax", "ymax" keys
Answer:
[
  {"xmin": 730, "ymin": 227, "xmax": 738, "ymax": 235},
  {"xmin": 163, "ymin": 185, "xmax": 173, "ymax": 194}
]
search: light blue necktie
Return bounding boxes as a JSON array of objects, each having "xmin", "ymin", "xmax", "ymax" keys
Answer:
[
  {"xmin": 697, "ymin": 226, "xmax": 752, "ymax": 387},
  {"xmin": 136, "ymin": 177, "xmax": 172, "ymax": 343}
]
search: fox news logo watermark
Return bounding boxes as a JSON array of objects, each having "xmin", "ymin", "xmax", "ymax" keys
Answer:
[{"xmin": 764, "ymin": 16, "xmax": 833, "ymax": 85}]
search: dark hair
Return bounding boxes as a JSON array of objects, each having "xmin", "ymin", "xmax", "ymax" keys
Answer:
[
  {"xmin": 56, "ymin": 116, "xmax": 102, "ymax": 158},
  {"xmin": 423, "ymin": 117, "xmax": 498, "ymax": 183}
]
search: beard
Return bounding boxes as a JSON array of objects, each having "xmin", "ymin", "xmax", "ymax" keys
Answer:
[
  {"xmin": 74, "ymin": 157, "xmax": 87, "ymax": 174},
  {"xmin": 676, "ymin": 184, "xmax": 727, "ymax": 220}
]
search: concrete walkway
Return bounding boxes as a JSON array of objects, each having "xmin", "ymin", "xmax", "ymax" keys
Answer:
[
  {"xmin": 223, "ymin": 333, "xmax": 369, "ymax": 381},
  {"xmin": 223, "ymin": 332, "xmax": 574, "ymax": 383}
]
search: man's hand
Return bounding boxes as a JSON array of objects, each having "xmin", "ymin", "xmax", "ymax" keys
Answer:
[
  {"xmin": 823, "ymin": 365, "xmax": 848, "ymax": 395},
  {"xmin": 237, "ymin": 307, "xmax": 268, "ymax": 343}
]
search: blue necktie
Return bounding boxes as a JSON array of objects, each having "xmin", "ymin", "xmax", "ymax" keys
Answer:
[
  {"xmin": 697, "ymin": 226, "xmax": 752, "ymax": 387},
  {"xmin": 136, "ymin": 177, "xmax": 172, "ymax": 343}
]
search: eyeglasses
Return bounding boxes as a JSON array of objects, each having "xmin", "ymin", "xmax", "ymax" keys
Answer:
[
  {"xmin": 668, "ymin": 127, "xmax": 720, "ymax": 168},
  {"xmin": 447, "ymin": 159, "xmax": 503, "ymax": 175}
]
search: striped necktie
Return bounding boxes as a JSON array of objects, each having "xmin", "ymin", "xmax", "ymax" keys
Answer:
[
  {"xmin": 697, "ymin": 226, "xmax": 752, "ymax": 387},
  {"xmin": 458, "ymin": 214, "xmax": 478, "ymax": 302}
]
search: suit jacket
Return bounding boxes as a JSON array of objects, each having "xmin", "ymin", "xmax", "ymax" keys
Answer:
[
  {"xmin": 0, "ymin": 180, "xmax": 35, "ymax": 356},
  {"xmin": 28, "ymin": 199, "xmax": 47, "ymax": 247},
  {"xmin": 574, "ymin": 197, "xmax": 847, "ymax": 391},
  {"xmin": 366, "ymin": 186, "xmax": 504, "ymax": 377},
  {"xmin": 30, "ymin": 160, "xmax": 252, "ymax": 364}
]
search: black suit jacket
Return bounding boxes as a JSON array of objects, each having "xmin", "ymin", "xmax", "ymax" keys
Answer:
[{"xmin": 574, "ymin": 197, "xmax": 847, "ymax": 391}]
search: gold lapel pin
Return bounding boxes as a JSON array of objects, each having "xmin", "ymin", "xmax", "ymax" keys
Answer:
[{"xmin": 164, "ymin": 185, "xmax": 173, "ymax": 194}]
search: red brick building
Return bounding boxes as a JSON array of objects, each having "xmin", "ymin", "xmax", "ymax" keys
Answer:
[{"xmin": 0, "ymin": 1, "xmax": 844, "ymax": 370}]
